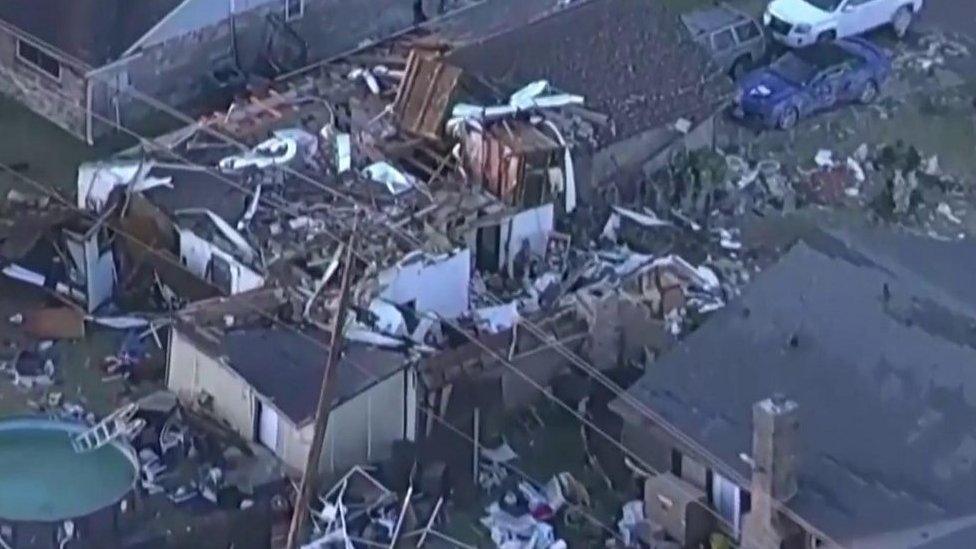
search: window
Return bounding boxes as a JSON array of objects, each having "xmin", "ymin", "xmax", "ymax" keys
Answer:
[
  {"xmin": 285, "ymin": 0, "xmax": 304, "ymax": 21},
  {"xmin": 16, "ymin": 40, "xmax": 60, "ymax": 80},
  {"xmin": 712, "ymin": 29, "xmax": 736, "ymax": 52},
  {"xmin": 734, "ymin": 22, "xmax": 761, "ymax": 42}
]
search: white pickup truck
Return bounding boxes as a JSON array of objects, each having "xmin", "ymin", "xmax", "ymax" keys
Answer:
[{"xmin": 764, "ymin": 0, "xmax": 924, "ymax": 47}]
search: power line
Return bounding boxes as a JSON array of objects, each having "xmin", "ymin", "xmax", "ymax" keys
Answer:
[
  {"xmin": 17, "ymin": 63, "xmax": 791, "ymax": 546},
  {"xmin": 0, "ymin": 160, "xmax": 634, "ymax": 547},
  {"xmin": 7, "ymin": 29, "xmax": 829, "ymax": 544},
  {"xmin": 0, "ymin": 156, "xmax": 744, "ymax": 547}
]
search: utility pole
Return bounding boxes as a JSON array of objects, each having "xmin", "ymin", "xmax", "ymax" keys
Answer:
[{"xmin": 286, "ymin": 228, "xmax": 358, "ymax": 549}]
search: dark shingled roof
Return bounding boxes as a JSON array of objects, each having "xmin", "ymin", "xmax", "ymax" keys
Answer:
[
  {"xmin": 221, "ymin": 328, "xmax": 408, "ymax": 426},
  {"xmin": 446, "ymin": 0, "xmax": 730, "ymax": 147},
  {"xmin": 0, "ymin": 0, "xmax": 182, "ymax": 66},
  {"xmin": 611, "ymin": 226, "xmax": 976, "ymax": 547}
]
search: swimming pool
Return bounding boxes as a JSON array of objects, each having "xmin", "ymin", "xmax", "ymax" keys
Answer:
[{"xmin": 0, "ymin": 417, "xmax": 138, "ymax": 522}]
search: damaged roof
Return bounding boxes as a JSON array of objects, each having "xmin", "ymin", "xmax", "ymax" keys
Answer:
[
  {"xmin": 0, "ymin": 0, "xmax": 182, "ymax": 67},
  {"xmin": 446, "ymin": 0, "xmax": 730, "ymax": 146},
  {"xmin": 611, "ymin": 225, "xmax": 976, "ymax": 547},
  {"xmin": 209, "ymin": 327, "xmax": 408, "ymax": 426},
  {"xmin": 142, "ymin": 166, "xmax": 250, "ymax": 224}
]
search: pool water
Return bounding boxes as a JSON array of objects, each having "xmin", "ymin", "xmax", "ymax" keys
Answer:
[{"xmin": 0, "ymin": 420, "xmax": 137, "ymax": 521}]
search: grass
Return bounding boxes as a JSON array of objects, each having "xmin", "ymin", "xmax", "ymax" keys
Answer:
[
  {"xmin": 441, "ymin": 402, "xmax": 629, "ymax": 546},
  {"xmin": 0, "ymin": 328, "xmax": 137, "ymax": 418},
  {"xmin": 0, "ymin": 95, "xmax": 100, "ymax": 197}
]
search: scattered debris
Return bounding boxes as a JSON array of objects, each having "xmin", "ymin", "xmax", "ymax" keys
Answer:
[
  {"xmin": 218, "ymin": 133, "xmax": 300, "ymax": 172},
  {"xmin": 814, "ymin": 149, "xmax": 835, "ymax": 169},
  {"xmin": 362, "ymin": 161, "xmax": 417, "ymax": 194}
]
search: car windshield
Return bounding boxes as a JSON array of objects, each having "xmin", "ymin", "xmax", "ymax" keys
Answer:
[
  {"xmin": 771, "ymin": 53, "xmax": 819, "ymax": 84},
  {"xmin": 805, "ymin": 0, "xmax": 844, "ymax": 11}
]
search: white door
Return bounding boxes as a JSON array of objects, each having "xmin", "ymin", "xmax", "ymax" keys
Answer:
[
  {"xmin": 257, "ymin": 400, "xmax": 279, "ymax": 452},
  {"xmin": 712, "ymin": 472, "xmax": 742, "ymax": 537},
  {"xmin": 838, "ymin": 0, "xmax": 886, "ymax": 36}
]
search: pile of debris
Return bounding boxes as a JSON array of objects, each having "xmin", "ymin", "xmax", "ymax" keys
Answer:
[
  {"xmin": 131, "ymin": 390, "xmax": 283, "ymax": 509},
  {"xmin": 476, "ymin": 441, "xmax": 591, "ymax": 548},
  {"xmin": 893, "ymin": 33, "xmax": 972, "ymax": 74},
  {"xmin": 303, "ymin": 463, "xmax": 461, "ymax": 548}
]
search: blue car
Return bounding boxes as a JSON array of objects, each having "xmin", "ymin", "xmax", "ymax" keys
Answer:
[{"xmin": 732, "ymin": 38, "xmax": 891, "ymax": 130}]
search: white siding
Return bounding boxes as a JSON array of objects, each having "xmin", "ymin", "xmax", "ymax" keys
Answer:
[
  {"xmin": 167, "ymin": 329, "xmax": 418, "ymax": 476},
  {"xmin": 499, "ymin": 203, "xmax": 554, "ymax": 274},
  {"xmin": 166, "ymin": 328, "xmax": 255, "ymax": 437},
  {"xmin": 178, "ymin": 228, "xmax": 265, "ymax": 294},
  {"xmin": 378, "ymin": 249, "xmax": 471, "ymax": 319},
  {"xmin": 317, "ymin": 370, "xmax": 411, "ymax": 475},
  {"xmin": 282, "ymin": 421, "xmax": 313, "ymax": 473},
  {"xmin": 166, "ymin": 328, "xmax": 198, "ymax": 396}
]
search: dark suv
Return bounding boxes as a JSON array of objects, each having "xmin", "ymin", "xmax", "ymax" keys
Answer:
[{"xmin": 682, "ymin": 4, "xmax": 767, "ymax": 80}]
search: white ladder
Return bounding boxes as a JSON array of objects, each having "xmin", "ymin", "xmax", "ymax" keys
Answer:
[{"xmin": 71, "ymin": 403, "xmax": 139, "ymax": 453}]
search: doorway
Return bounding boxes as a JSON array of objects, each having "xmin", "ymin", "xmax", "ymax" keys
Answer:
[{"xmin": 255, "ymin": 399, "xmax": 279, "ymax": 453}]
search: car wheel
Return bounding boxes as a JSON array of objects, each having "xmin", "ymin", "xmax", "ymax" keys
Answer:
[
  {"xmin": 729, "ymin": 56, "xmax": 750, "ymax": 81},
  {"xmin": 858, "ymin": 80, "xmax": 879, "ymax": 104},
  {"xmin": 892, "ymin": 6, "xmax": 913, "ymax": 39},
  {"xmin": 777, "ymin": 106, "xmax": 799, "ymax": 130},
  {"xmin": 817, "ymin": 30, "xmax": 837, "ymax": 43}
]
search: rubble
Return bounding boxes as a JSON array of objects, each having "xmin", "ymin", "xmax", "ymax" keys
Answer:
[
  {"xmin": 893, "ymin": 33, "xmax": 971, "ymax": 74},
  {"xmin": 302, "ymin": 466, "xmax": 465, "ymax": 549},
  {"xmin": 9, "ymin": 7, "xmax": 976, "ymax": 547}
]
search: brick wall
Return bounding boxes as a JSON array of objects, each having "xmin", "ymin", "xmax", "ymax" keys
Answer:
[{"xmin": 0, "ymin": 25, "xmax": 88, "ymax": 140}]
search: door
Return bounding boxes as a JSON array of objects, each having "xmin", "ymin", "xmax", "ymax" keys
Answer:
[
  {"xmin": 838, "ymin": 0, "xmax": 885, "ymax": 36},
  {"xmin": 256, "ymin": 399, "xmax": 279, "ymax": 452},
  {"xmin": 710, "ymin": 27, "xmax": 738, "ymax": 68},
  {"xmin": 810, "ymin": 66, "xmax": 845, "ymax": 111},
  {"xmin": 837, "ymin": 61, "xmax": 864, "ymax": 102},
  {"xmin": 476, "ymin": 224, "xmax": 501, "ymax": 272},
  {"xmin": 711, "ymin": 472, "xmax": 742, "ymax": 537}
]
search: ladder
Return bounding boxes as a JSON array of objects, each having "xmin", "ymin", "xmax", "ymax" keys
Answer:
[{"xmin": 71, "ymin": 403, "xmax": 139, "ymax": 453}]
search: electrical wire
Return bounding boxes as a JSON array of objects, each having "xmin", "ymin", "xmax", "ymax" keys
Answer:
[
  {"xmin": 4, "ymin": 26, "xmax": 834, "ymax": 545},
  {"xmin": 0, "ymin": 161, "xmax": 635, "ymax": 548},
  {"xmin": 0, "ymin": 156, "xmax": 746, "ymax": 547},
  {"xmin": 10, "ymin": 66, "xmax": 779, "ymax": 545}
]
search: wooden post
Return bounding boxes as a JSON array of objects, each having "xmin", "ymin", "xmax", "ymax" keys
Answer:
[{"xmin": 285, "ymin": 228, "xmax": 358, "ymax": 549}]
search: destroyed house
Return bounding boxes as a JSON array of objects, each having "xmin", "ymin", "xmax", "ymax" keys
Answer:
[
  {"xmin": 77, "ymin": 159, "xmax": 262, "ymax": 304},
  {"xmin": 117, "ymin": 33, "xmax": 593, "ymax": 289},
  {"xmin": 0, "ymin": 0, "xmax": 442, "ymax": 142},
  {"xmin": 391, "ymin": 50, "xmax": 585, "ymax": 213},
  {"xmin": 610, "ymin": 225, "xmax": 976, "ymax": 548},
  {"xmin": 0, "ymin": 200, "xmax": 116, "ymax": 313},
  {"xmin": 447, "ymin": 0, "xmax": 731, "ymax": 198}
]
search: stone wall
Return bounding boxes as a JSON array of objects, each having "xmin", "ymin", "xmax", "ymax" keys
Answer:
[{"xmin": 0, "ymin": 25, "xmax": 88, "ymax": 140}]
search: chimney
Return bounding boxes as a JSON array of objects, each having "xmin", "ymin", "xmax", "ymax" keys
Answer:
[
  {"xmin": 753, "ymin": 394, "xmax": 799, "ymax": 501},
  {"xmin": 742, "ymin": 395, "xmax": 800, "ymax": 549}
]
